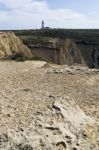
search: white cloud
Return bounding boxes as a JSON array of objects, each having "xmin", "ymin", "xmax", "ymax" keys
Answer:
[
  {"xmin": 0, "ymin": 0, "xmax": 32, "ymax": 8},
  {"xmin": 0, "ymin": 0, "xmax": 98, "ymax": 29}
]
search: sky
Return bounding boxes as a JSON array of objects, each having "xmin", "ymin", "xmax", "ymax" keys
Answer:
[{"xmin": 0, "ymin": 0, "xmax": 99, "ymax": 29}]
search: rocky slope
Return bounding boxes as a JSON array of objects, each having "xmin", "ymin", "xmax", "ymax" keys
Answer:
[
  {"xmin": 0, "ymin": 32, "xmax": 33, "ymax": 59},
  {"xmin": 0, "ymin": 61, "xmax": 99, "ymax": 150}
]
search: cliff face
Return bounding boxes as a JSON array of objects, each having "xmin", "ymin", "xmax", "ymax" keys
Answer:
[
  {"xmin": 29, "ymin": 38, "xmax": 99, "ymax": 68},
  {"xmin": 1, "ymin": 31, "xmax": 98, "ymax": 68},
  {"xmin": 28, "ymin": 39, "xmax": 80, "ymax": 64},
  {"xmin": 54, "ymin": 39, "xmax": 82, "ymax": 65},
  {"xmin": 77, "ymin": 42, "xmax": 99, "ymax": 68},
  {"xmin": 0, "ymin": 32, "xmax": 33, "ymax": 59}
]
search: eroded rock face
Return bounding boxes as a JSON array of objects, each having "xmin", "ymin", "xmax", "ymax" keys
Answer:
[
  {"xmin": 29, "ymin": 38, "xmax": 82, "ymax": 65},
  {"xmin": 0, "ymin": 32, "xmax": 99, "ymax": 68},
  {"xmin": 0, "ymin": 32, "xmax": 33, "ymax": 59},
  {"xmin": 77, "ymin": 43, "xmax": 99, "ymax": 69},
  {"xmin": 29, "ymin": 38, "xmax": 99, "ymax": 68}
]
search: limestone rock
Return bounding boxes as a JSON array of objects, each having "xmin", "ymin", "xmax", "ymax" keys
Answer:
[{"xmin": 0, "ymin": 32, "xmax": 33, "ymax": 59}]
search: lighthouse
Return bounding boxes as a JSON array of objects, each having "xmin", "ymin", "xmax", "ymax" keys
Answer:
[{"xmin": 41, "ymin": 20, "xmax": 44, "ymax": 29}]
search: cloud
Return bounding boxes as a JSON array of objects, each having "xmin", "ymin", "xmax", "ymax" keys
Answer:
[{"xmin": 0, "ymin": 0, "xmax": 98, "ymax": 29}]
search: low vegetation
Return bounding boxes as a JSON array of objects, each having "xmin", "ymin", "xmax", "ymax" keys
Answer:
[
  {"xmin": 1, "ymin": 29, "xmax": 99, "ymax": 45},
  {"xmin": 14, "ymin": 29, "xmax": 99, "ymax": 44},
  {"xmin": 8, "ymin": 52, "xmax": 46, "ymax": 62}
]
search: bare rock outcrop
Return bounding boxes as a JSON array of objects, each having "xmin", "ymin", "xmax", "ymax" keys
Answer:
[
  {"xmin": 0, "ymin": 32, "xmax": 33, "ymax": 59},
  {"xmin": 0, "ymin": 98, "xmax": 98, "ymax": 150}
]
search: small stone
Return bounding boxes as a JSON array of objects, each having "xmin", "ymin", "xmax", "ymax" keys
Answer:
[{"xmin": 18, "ymin": 144, "xmax": 33, "ymax": 150}]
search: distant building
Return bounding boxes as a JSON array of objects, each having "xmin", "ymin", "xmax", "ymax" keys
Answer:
[{"xmin": 44, "ymin": 27, "xmax": 50, "ymax": 29}]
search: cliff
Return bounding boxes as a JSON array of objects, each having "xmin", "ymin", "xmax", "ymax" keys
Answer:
[
  {"xmin": 0, "ymin": 32, "xmax": 33, "ymax": 59},
  {"xmin": 27, "ymin": 38, "xmax": 99, "ymax": 68},
  {"xmin": 0, "ymin": 31, "xmax": 99, "ymax": 68}
]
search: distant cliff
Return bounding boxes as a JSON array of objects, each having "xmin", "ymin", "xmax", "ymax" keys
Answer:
[
  {"xmin": 0, "ymin": 31, "xmax": 99, "ymax": 68},
  {"xmin": 27, "ymin": 38, "xmax": 99, "ymax": 68}
]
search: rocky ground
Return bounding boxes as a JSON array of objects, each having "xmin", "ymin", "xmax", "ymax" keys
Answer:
[{"xmin": 0, "ymin": 60, "xmax": 99, "ymax": 150}]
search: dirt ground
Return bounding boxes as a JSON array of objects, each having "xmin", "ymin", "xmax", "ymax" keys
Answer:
[{"xmin": 0, "ymin": 60, "xmax": 99, "ymax": 150}]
